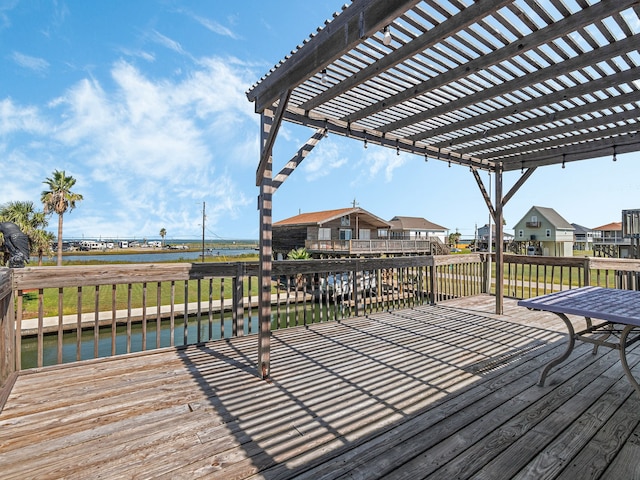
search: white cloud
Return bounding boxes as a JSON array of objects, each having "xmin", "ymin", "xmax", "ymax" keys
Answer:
[
  {"xmin": 0, "ymin": 98, "xmax": 49, "ymax": 134},
  {"xmin": 10, "ymin": 51, "xmax": 49, "ymax": 73},
  {"xmin": 360, "ymin": 146, "xmax": 407, "ymax": 182},
  {"xmin": 301, "ymin": 139, "xmax": 348, "ymax": 181},
  {"xmin": 150, "ymin": 30, "xmax": 188, "ymax": 57},
  {"xmin": 33, "ymin": 57, "xmax": 260, "ymax": 238},
  {"xmin": 0, "ymin": 0, "xmax": 18, "ymax": 31},
  {"xmin": 119, "ymin": 47, "xmax": 155, "ymax": 63},
  {"xmin": 192, "ymin": 15, "xmax": 239, "ymax": 39}
]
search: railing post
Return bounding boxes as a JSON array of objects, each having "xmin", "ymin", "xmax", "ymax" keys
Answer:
[
  {"xmin": 0, "ymin": 269, "xmax": 15, "ymax": 389},
  {"xmin": 353, "ymin": 259, "xmax": 361, "ymax": 318},
  {"xmin": 233, "ymin": 263, "xmax": 245, "ymax": 337},
  {"xmin": 583, "ymin": 257, "xmax": 591, "ymax": 287},
  {"xmin": 482, "ymin": 253, "xmax": 489, "ymax": 294},
  {"xmin": 429, "ymin": 256, "xmax": 436, "ymax": 304}
]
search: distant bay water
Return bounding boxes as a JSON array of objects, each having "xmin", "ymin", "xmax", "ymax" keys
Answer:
[{"xmin": 60, "ymin": 248, "xmax": 257, "ymax": 264}]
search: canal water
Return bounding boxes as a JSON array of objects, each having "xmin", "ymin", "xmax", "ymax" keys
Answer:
[
  {"xmin": 22, "ymin": 247, "xmax": 260, "ymax": 368},
  {"xmin": 61, "ymin": 248, "xmax": 257, "ymax": 264},
  {"xmin": 21, "ymin": 314, "xmax": 261, "ymax": 369}
]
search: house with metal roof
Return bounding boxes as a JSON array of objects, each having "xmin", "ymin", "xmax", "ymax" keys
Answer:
[
  {"xmin": 477, "ymin": 223, "xmax": 515, "ymax": 253},
  {"xmin": 592, "ymin": 221, "xmax": 635, "ymax": 258},
  {"xmin": 273, "ymin": 207, "xmax": 448, "ymax": 258},
  {"xmin": 571, "ymin": 223, "xmax": 596, "ymax": 252},
  {"xmin": 513, "ymin": 206, "xmax": 575, "ymax": 257},
  {"xmin": 387, "ymin": 216, "xmax": 448, "ymax": 243}
]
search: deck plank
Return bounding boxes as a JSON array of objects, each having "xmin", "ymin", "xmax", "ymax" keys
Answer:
[{"xmin": 1, "ymin": 295, "xmax": 640, "ymax": 479}]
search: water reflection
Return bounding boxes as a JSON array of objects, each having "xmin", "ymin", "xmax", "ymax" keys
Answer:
[{"xmin": 21, "ymin": 314, "xmax": 260, "ymax": 369}]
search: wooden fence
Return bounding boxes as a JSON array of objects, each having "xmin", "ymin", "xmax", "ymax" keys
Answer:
[
  {"xmin": 2, "ymin": 253, "xmax": 640, "ymax": 393},
  {"xmin": 499, "ymin": 254, "xmax": 640, "ymax": 298}
]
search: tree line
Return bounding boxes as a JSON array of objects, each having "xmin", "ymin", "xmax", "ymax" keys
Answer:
[{"xmin": 0, "ymin": 169, "xmax": 82, "ymax": 267}]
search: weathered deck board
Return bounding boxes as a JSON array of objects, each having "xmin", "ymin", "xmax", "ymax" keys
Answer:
[{"xmin": 1, "ymin": 295, "xmax": 639, "ymax": 479}]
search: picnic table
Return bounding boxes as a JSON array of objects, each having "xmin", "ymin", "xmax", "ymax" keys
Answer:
[{"xmin": 518, "ymin": 286, "xmax": 640, "ymax": 395}]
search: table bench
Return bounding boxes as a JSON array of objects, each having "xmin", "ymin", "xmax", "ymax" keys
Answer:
[{"xmin": 518, "ymin": 286, "xmax": 640, "ymax": 395}]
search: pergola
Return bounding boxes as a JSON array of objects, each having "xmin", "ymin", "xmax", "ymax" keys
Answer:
[{"xmin": 246, "ymin": 0, "xmax": 640, "ymax": 377}]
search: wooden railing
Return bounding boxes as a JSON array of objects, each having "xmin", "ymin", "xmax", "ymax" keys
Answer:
[
  {"xmin": 3, "ymin": 253, "xmax": 640, "ymax": 391},
  {"xmin": 0, "ymin": 268, "xmax": 15, "ymax": 391},
  {"xmin": 304, "ymin": 238, "xmax": 443, "ymax": 255},
  {"xmin": 499, "ymin": 254, "xmax": 640, "ymax": 298},
  {"xmin": 0, "ymin": 255, "xmax": 486, "ymax": 377}
]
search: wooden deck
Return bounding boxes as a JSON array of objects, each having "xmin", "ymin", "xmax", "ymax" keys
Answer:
[{"xmin": 2, "ymin": 295, "xmax": 640, "ymax": 479}]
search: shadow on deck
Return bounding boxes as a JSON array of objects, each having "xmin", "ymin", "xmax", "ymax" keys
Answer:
[{"xmin": 1, "ymin": 295, "xmax": 639, "ymax": 479}]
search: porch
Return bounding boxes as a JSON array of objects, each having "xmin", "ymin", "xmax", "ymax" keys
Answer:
[
  {"xmin": 2, "ymin": 294, "xmax": 639, "ymax": 479},
  {"xmin": 304, "ymin": 238, "xmax": 450, "ymax": 257}
]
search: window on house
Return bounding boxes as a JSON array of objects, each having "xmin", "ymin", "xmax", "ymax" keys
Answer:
[
  {"xmin": 340, "ymin": 215, "xmax": 350, "ymax": 226},
  {"xmin": 518, "ymin": 230, "xmax": 524, "ymax": 238},
  {"xmin": 318, "ymin": 228, "xmax": 331, "ymax": 240},
  {"xmin": 378, "ymin": 229, "xmax": 388, "ymax": 238},
  {"xmin": 546, "ymin": 229, "xmax": 551, "ymax": 237},
  {"xmin": 359, "ymin": 229, "xmax": 370, "ymax": 240},
  {"xmin": 339, "ymin": 229, "xmax": 352, "ymax": 240},
  {"xmin": 531, "ymin": 215, "xmax": 538, "ymax": 223}
]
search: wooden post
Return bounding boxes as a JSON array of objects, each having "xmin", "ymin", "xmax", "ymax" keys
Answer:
[
  {"xmin": 583, "ymin": 257, "xmax": 591, "ymax": 287},
  {"xmin": 0, "ymin": 269, "xmax": 15, "ymax": 387},
  {"xmin": 258, "ymin": 112, "xmax": 274, "ymax": 379},
  {"xmin": 233, "ymin": 262, "xmax": 245, "ymax": 337},
  {"xmin": 428, "ymin": 256, "xmax": 436, "ymax": 304},
  {"xmin": 495, "ymin": 164, "xmax": 504, "ymax": 314},
  {"xmin": 481, "ymin": 253, "xmax": 488, "ymax": 294}
]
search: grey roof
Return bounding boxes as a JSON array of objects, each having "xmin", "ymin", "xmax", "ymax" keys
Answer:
[
  {"xmin": 526, "ymin": 206, "xmax": 574, "ymax": 230},
  {"xmin": 571, "ymin": 223, "xmax": 593, "ymax": 234},
  {"xmin": 388, "ymin": 216, "xmax": 447, "ymax": 232}
]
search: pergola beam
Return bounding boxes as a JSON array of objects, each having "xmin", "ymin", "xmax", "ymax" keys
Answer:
[
  {"xmin": 386, "ymin": 34, "xmax": 639, "ymax": 136},
  {"xmin": 452, "ymin": 93, "xmax": 640, "ymax": 157},
  {"xmin": 272, "ymin": 128, "xmax": 326, "ymax": 192},
  {"xmin": 428, "ymin": 68, "xmax": 640, "ymax": 150},
  {"xmin": 476, "ymin": 122, "xmax": 640, "ymax": 165},
  {"xmin": 344, "ymin": 0, "xmax": 625, "ymax": 124},
  {"xmin": 256, "ymin": 90, "xmax": 291, "ymax": 186},
  {"xmin": 302, "ymin": 0, "xmax": 512, "ymax": 113},
  {"xmin": 497, "ymin": 133, "xmax": 640, "ymax": 171},
  {"xmin": 246, "ymin": 0, "xmax": 422, "ymax": 114}
]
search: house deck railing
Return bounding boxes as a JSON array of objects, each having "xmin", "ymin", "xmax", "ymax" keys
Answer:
[
  {"xmin": 305, "ymin": 238, "xmax": 448, "ymax": 255},
  {"xmin": 2, "ymin": 254, "xmax": 640, "ymax": 393}
]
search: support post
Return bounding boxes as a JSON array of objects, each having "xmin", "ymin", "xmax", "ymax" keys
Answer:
[
  {"xmin": 494, "ymin": 164, "xmax": 504, "ymax": 314},
  {"xmin": 258, "ymin": 112, "xmax": 275, "ymax": 379}
]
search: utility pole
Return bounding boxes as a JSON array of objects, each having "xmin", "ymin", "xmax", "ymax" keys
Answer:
[{"xmin": 202, "ymin": 202, "xmax": 206, "ymax": 262}]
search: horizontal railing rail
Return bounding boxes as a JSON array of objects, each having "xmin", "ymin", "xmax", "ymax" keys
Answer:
[
  {"xmin": 304, "ymin": 239, "xmax": 436, "ymax": 254},
  {"xmin": 4, "ymin": 253, "xmax": 640, "ymax": 387},
  {"xmin": 498, "ymin": 254, "xmax": 640, "ymax": 299},
  {"xmin": 5, "ymin": 255, "xmax": 486, "ymax": 374}
]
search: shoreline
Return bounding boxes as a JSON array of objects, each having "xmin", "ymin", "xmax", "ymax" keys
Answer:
[{"xmin": 61, "ymin": 246, "xmax": 257, "ymax": 256}]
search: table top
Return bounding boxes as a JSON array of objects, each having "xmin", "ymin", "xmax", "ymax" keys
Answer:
[{"xmin": 517, "ymin": 286, "xmax": 640, "ymax": 327}]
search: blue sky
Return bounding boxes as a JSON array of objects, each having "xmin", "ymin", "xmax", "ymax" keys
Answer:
[{"xmin": 1, "ymin": 1, "xmax": 637, "ymax": 242}]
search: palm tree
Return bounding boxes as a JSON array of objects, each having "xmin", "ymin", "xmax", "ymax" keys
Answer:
[
  {"xmin": 0, "ymin": 200, "xmax": 52, "ymax": 265},
  {"xmin": 41, "ymin": 170, "xmax": 83, "ymax": 266},
  {"xmin": 286, "ymin": 248, "xmax": 311, "ymax": 290},
  {"xmin": 160, "ymin": 228, "xmax": 167, "ymax": 247},
  {"xmin": 286, "ymin": 247, "xmax": 311, "ymax": 260},
  {"xmin": 30, "ymin": 229, "xmax": 55, "ymax": 265}
]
